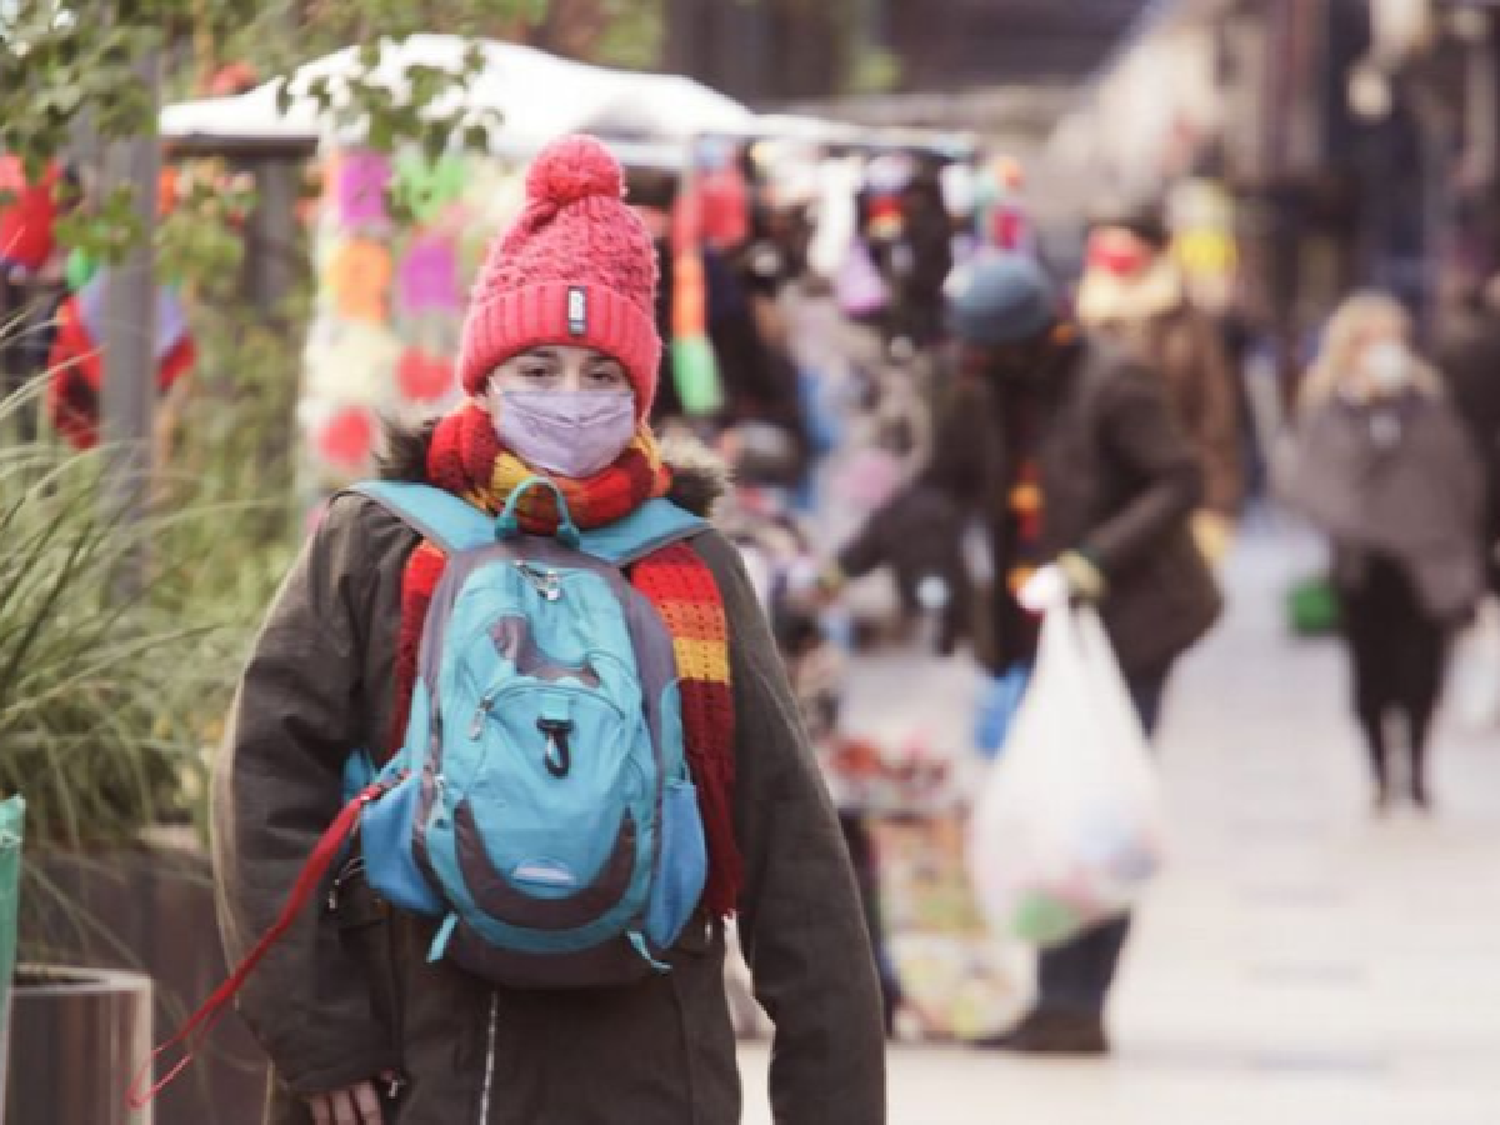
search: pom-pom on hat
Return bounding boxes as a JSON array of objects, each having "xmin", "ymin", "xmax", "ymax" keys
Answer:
[{"xmin": 456, "ymin": 135, "xmax": 662, "ymax": 416}]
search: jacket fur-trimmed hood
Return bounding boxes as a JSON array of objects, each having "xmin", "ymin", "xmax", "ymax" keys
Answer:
[{"xmin": 379, "ymin": 418, "xmax": 729, "ymax": 519}]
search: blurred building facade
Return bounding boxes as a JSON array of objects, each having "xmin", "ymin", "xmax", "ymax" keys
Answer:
[
  {"xmin": 664, "ymin": 0, "xmax": 1152, "ymax": 104},
  {"xmin": 666, "ymin": 0, "xmax": 1500, "ymax": 385},
  {"xmin": 1049, "ymin": 0, "xmax": 1500, "ymax": 376}
]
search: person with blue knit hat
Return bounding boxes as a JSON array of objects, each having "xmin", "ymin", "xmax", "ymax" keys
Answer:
[
  {"xmin": 946, "ymin": 251, "xmax": 1059, "ymax": 346},
  {"xmin": 845, "ymin": 251, "xmax": 1221, "ymax": 1054}
]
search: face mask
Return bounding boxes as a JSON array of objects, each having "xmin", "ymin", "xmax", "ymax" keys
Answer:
[
  {"xmin": 1361, "ymin": 341, "xmax": 1413, "ymax": 395},
  {"xmin": 494, "ymin": 390, "xmax": 637, "ymax": 479}
]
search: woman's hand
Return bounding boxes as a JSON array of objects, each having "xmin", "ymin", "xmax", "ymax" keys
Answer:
[{"xmin": 305, "ymin": 1072, "xmax": 396, "ymax": 1125}]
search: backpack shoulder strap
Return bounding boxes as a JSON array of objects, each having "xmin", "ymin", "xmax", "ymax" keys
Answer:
[
  {"xmin": 348, "ymin": 484, "xmax": 705, "ymax": 565},
  {"xmin": 346, "ymin": 481, "xmax": 494, "ymax": 554},
  {"xmin": 579, "ymin": 497, "xmax": 708, "ymax": 567}
]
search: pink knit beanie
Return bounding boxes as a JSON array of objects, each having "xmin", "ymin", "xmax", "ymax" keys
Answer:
[{"xmin": 456, "ymin": 135, "xmax": 662, "ymax": 416}]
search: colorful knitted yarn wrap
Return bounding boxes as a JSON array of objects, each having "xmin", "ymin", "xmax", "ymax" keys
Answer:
[{"xmin": 390, "ymin": 402, "xmax": 742, "ymax": 917}]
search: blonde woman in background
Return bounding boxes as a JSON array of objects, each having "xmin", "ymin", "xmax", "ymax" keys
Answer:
[{"xmin": 1280, "ymin": 292, "xmax": 1484, "ymax": 812}]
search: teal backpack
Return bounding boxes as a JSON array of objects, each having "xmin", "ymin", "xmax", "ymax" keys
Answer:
[
  {"xmin": 134, "ymin": 477, "xmax": 714, "ymax": 1103},
  {"xmin": 350, "ymin": 477, "xmax": 713, "ymax": 988}
]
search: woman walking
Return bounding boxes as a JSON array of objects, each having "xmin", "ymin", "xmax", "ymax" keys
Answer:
[
  {"xmin": 212, "ymin": 135, "xmax": 884, "ymax": 1125},
  {"xmin": 1282, "ymin": 292, "xmax": 1484, "ymax": 811}
]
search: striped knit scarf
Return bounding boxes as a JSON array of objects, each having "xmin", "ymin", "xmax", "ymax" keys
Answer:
[{"xmin": 391, "ymin": 402, "xmax": 741, "ymax": 917}]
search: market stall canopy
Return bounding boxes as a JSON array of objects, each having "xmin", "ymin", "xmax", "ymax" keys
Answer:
[{"xmin": 160, "ymin": 36, "xmax": 756, "ymax": 153}]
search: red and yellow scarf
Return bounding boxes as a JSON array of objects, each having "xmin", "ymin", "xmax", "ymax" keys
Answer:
[{"xmin": 391, "ymin": 402, "xmax": 742, "ymax": 918}]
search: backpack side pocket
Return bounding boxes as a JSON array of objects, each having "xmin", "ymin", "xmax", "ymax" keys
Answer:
[
  {"xmin": 645, "ymin": 778, "xmax": 708, "ymax": 950},
  {"xmin": 364, "ymin": 773, "xmax": 445, "ymax": 917}
]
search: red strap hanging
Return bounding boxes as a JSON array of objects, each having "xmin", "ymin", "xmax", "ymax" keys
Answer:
[{"xmin": 126, "ymin": 778, "xmax": 396, "ymax": 1109}]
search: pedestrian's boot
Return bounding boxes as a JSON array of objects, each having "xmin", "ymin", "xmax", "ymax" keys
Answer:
[
  {"xmin": 970, "ymin": 1008, "xmax": 1110, "ymax": 1056},
  {"xmin": 1411, "ymin": 775, "xmax": 1434, "ymax": 814},
  {"xmin": 1409, "ymin": 733, "xmax": 1434, "ymax": 813}
]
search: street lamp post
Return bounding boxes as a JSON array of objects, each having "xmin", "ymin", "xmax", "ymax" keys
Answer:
[{"xmin": 99, "ymin": 44, "xmax": 162, "ymax": 598}]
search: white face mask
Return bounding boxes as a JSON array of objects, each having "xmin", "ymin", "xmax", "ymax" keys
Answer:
[{"xmin": 1361, "ymin": 341, "xmax": 1413, "ymax": 395}]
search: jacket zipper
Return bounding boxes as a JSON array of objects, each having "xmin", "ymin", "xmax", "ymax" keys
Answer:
[{"xmin": 477, "ymin": 992, "xmax": 498, "ymax": 1124}]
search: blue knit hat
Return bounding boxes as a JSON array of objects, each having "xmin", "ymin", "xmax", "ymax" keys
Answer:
[{"xmin": 948, "ymin": 253, "xmax": 1058, "ymax": 346}]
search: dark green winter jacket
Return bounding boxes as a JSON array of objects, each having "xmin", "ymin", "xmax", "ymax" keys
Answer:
[{"xmin": 211, "ymin": 447, "xmax": 886, "ymax": 1125}]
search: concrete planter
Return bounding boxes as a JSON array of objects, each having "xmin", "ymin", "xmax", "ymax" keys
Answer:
[{"xmin": 6, "ymin": 965, "xmax": 152, "ymax": 1125}]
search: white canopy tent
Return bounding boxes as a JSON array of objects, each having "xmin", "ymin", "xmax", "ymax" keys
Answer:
[{"xmin": 160, "ymin": 36, "xmax": 756, "ymax": 156}]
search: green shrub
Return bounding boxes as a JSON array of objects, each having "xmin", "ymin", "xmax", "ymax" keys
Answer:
[
  {"xmin": 0, "ymin": 313, "xmax": 303, "ymax": 847},
  {"xmin": 0, "ymin": 424, "xmax": 212, "ymax": 846}
]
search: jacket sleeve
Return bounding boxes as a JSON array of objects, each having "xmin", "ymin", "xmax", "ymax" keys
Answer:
[
  {"xmin": 211, "ymin": 496, "xmax": 407, "ymax": 1096},
  {"xmin": 837, "ymin": 380, "xmax": 985, "ymax": 582},
  {"xmin": 1084, "ymin": 362, "xmax": 1205, "ymax": 577},
  {"xmin": 836, "ymin": 495, "xmax": 899, "ymax": 580},
  {"xmin": 918, "ymin": 377, "xmax": 990, "ymax": 515},
  {"xmin": 1186, "ymin": 314, "xmax": 1245, "ymax": 516},
  {"xmin": 1442, "ymin": 402, "xmax": 1486, "ymax": 533},
  {"xmin": 697, "ymin": 533, "xmax": 887, "ymax": 1125}
]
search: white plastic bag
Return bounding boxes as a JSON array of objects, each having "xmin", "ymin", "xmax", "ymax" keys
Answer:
[
  {"xmin": 1453, "ymin": 599, "xmax": 1500, "ymax": 731},
  {"xmin": 967, "ymin": 604, "xmax": 1166, "ymax": 948}
]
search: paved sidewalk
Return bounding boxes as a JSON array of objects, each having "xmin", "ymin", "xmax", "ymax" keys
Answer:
[{"xmin": 741, "ymin": 525, "xmax": 1500, "ymax": 1124}]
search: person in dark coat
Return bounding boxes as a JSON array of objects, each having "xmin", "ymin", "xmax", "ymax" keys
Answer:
[
  {"xmin": 1436, "ymin": 276, "xmax": 1500, "ymax": 593},
  {"xmin": 1077, "ymin": 213, "xmax": 1245, "ymax": 563},
  {"xmin": 1282, "ymin": 291, "xmax": 1484, "ymax": 812},
  {"xmin": 848, "ymin": 253, "xmax": 1221, "ymax": 1055},
  {"xmin": 212, "ymin": 136, "xmax": 884, "ymax": 1125}
]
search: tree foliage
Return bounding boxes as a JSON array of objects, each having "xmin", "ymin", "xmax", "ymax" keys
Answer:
[{"xmin": 0, "ymin": 0, "xmax": 668, "ymax": 269}]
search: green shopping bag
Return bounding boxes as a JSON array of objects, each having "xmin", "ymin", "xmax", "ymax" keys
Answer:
[
  {"xmin": 1287, "ymin": 575, "xmax": 1340, "ymax": 637},
  {"xmin": 670, "ymin": 335, "xmax": 725, "ymax": 418},
  {"xmin": 0, "ymin": 795, "xmax": 22, "ymax": 1043}
]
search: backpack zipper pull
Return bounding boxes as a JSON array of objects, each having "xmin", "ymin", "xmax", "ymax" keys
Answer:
[
  {"xmin": 469, "ymin": 692, "xmax": 496, "ymax": 739},
  {"xmin": 514, "ymin": 561, "xmax": 563, "ymax": 601}
]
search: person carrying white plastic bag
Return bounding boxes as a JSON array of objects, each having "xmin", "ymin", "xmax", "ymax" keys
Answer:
[
  {"xmin": 838, "ymin": 253, "xmax": 1221, "ymax": 1055},
  {"xmin": 968, "ymin": 601, "xmax": 1166, "ymax": 952}
]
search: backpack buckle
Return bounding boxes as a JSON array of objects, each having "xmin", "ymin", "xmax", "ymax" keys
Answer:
[{"xmin": 538, "ymin": 718, "xmax": 574, "ymax": 778}]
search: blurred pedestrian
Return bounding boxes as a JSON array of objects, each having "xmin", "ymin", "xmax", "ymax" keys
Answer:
[
  {"xmin": 0, "ymin": 156, "xmax": 77, "ymax": 441},
  {"xmin": 1281, "ymin": 292, "xmax": 1484, "ymax": 812},
  {"xmin": 850, "ymin": 253, "xmax": 1220, "ymax": 1054},
  {"xmin": 213, "ymin": 136, "xmax": 885, "ymax": 1125},
  {"xmin": 1436, "ymin": 275, "xmax": 1500, "ymax": 595},
  {"xmin": 1078, "ymin": 212, "xmax": 1244, "ymax": 563}
]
